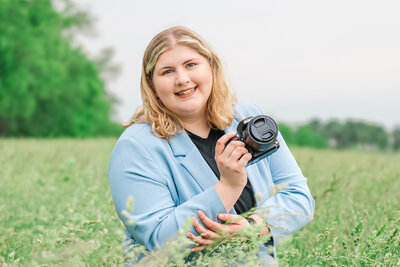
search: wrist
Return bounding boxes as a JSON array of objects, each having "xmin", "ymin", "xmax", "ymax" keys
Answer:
[
  {"xmin": 214, "ymin": 181, "xmax": 244, "ymax": 212},
  {"xmin": 248, "ymin": 213, "xmax": 271, "ymax": 237},
  {"xmin": 248, "ymin": 213, "xmax": 264, "ymax": 224},
  {"xmin": 219, "ymin": 175, "xmax": 247, "ymax": 190},
  {"xmin": 246, "ymin": 217, "xmax": 257, "ymax": 225}
]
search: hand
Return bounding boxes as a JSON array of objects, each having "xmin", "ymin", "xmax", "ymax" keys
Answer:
[
  {"xmin": 187, "ymin": 210, "xmax": 250, "ymax": 251},
  {"xmin": 248, "ymin": 213, "xmax": 271, "ymax": 237},
  {"xmin": 215, "ymin": 132, "xmax": 252, "ymax": 189}
]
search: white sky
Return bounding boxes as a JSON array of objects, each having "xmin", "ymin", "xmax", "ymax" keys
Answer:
[{"xmin": 72, "ymin": 0, "xmax": 400, "ymax": 129}]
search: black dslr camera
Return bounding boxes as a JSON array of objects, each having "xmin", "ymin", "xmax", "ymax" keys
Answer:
[{"xmin": 227, "ymin": 115, "xmax": 280, "ymax": 166}]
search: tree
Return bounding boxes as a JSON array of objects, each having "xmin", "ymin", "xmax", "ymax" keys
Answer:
[
  {"xmin": 0, "ymin": 0, "xmax": 121, "ymax": 137},
  {"xmin": 321, "ymin": 120, "xmax": 389, "ymax": 150},
  {"xmin": 392, "ymin": 126, "xmax": 400, "ymax": 151},
  {"xmin": 278, "ymin": 123, "xmax": 295, "ymax": 145},
  {"xmin": 295, "ymin": 125, "xmax": 328, "ymax": 148}
]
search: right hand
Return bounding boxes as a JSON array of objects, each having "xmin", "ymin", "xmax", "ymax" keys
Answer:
[{"xmin": 215, "ymin": 132, "xmax": 252, "ymax": 189}]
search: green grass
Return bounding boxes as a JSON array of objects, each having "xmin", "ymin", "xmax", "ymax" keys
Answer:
[
  {"xmin": 281, "ymin": 147, "xmax": 400, "ymax": 266},
  {"xmin": 0, "ymin": 138, "xmax": 123, "ymax": 266},
  {"xmin": 0, "ymin": 139, "xmax": 399, "ymax": 266}
]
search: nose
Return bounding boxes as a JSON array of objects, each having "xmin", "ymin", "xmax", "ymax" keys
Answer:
[{"xmin": 175, "ymin": 69, "xmax": 190, "ymax": 86}]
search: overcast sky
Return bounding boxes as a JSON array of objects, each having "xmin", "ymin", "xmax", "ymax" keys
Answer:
[{"xmin": 72, "ymin": 0, "xmax": 400, "ymax": 129}]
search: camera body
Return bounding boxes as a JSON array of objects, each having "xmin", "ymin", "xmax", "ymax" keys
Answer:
[{"xmin": 228, "ymin": 115, "xmax": 280, "ymax": 166}]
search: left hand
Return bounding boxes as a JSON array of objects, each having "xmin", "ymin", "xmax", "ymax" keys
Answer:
[{"xmin": 186, "ymin": 210, "xmax": 250, "ymax": 251}]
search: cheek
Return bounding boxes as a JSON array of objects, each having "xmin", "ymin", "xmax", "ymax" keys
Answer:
[
  {"xmin": 198, "ymin": 67, "xmax": 213, "ymax": 88},
  {"xmin": 152, "ymin": 80, "xmax": 170, "ymax": 97}
]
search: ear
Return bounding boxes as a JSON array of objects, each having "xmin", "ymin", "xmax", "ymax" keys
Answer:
[{"xmin": 146, "ymin": 75, "xmax": 153, "ymax": 88}]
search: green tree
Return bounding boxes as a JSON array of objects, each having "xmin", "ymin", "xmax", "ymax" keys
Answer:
[
  {"xmin": 321, "ymin": 120, "xmax": 389, "ymax": 150},
  {"xmin": 294, "ymin": 124, "xmax": 328, "ymax": 148},
  {"xmin": 322, "ymin": 120, "xmax": 343, "ymax": 148},
  {"xmin": 278, "ymin": 123, "xmax": 295, "ymax": 145},
  {"xmin": 392, "ymin": 126, "xmax": 400, "ymax": 151},
  {"xmin": 367, "ymin": 124, "xmax": 388, "ymax": 150},
  {"xmin": 0, "ymin": 0, "xmax": 121, "ymax": 137},
  {"xmin": 340, "ymin": 121, "xmax": 388, "ymax": 150}
]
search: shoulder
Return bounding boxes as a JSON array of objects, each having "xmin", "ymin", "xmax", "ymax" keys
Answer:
[
  {"xmin": 113, "ymin": 123, "xmax": 168, "ymax": 157},
  {"xmin": 119, "ymin": 122, "xmax": 154, "ymax": 142},
  {"xmin": 109, "ymin": 123, "xmax": 172, "ymax": 182},
  {"xmin": 233, "ymin": 100, "xmax": 265, "ymax": 120}
]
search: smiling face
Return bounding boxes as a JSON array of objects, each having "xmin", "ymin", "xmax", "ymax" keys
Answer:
[{"xmin": 151, "ymin": 45, "xmax": 213, "ymax": 122}]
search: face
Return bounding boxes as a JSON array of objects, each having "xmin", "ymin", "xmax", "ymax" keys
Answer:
[{"xmin": 151, "ymin": 45, "xmax": 213, "ymax": 122}]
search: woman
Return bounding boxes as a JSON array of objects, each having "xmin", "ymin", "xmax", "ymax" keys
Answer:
[{"xmin": 108, "ymin": 26, "xmax": 314, "ymax": 265}]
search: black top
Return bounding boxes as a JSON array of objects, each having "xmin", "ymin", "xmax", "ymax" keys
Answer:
[{"xmin": 187, "ymin": 128, "xmax": 256, "ymax": 214}]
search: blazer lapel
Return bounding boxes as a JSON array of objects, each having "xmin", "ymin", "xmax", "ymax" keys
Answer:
[
  {"xmin": 169, "ymin": 131, "xmax": 218, "ymax": 191},
  {"xmin": 167, "ymin": 117, "xmax": 240, "ymax": 195}
]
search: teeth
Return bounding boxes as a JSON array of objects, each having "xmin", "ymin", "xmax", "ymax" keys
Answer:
[{"xmin": 176, "ymin": 87, "xmax": 196, "ymax": 96}]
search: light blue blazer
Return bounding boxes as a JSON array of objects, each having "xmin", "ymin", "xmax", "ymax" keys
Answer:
[{"xmin": 108, "ymin": 101, "xmax": 315, "ymax": 255}]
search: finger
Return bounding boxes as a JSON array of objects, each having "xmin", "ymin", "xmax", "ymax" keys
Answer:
[
  {"xmin": 218, "ymin": 213, "xmax": 244, "ymax": 224},
  {"xmin": 191, "ymin": 245, "xmax": 208, "ymax": 252},
  {"xmin": 192, "ymin": 216, "xmax": 220, "ymax": 240},
  {"xmin": 198, "ymin": 210, "xmax": 226, "ymax": 233},
  {"xmin": 187, "ymin": 232, "xmax": 214, "ymax": 246},
  {"xmin": 222, "ymin": 141, "xmax": 245, "ymax": 160},
  {"xmin": 229, "ymin": 147, "xmax": 249, "ymax": 162},
  {"xmin": 215, "ymin": 132, "xmax": 237, "ymax": 156},
  {"xmin": 238, "ymin": 152, "xmax": 252, "ymax": 168},
  {"xmin": 259, "ymin": 226, "xmax": 270, "ymax": 237}
]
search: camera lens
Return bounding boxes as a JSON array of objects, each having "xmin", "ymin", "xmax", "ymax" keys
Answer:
[{"xmin": 248, "ymin": 115, "xmax": 278, "ymax": 144}]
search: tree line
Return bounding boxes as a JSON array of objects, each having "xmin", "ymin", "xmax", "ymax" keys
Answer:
[
  {"xmin": 0, "ymin": 0, "xmax": 122, "ymax": 137},
  {"xmin": 279, "ymin": 119, "xmax": 400, "ymax": 151}
]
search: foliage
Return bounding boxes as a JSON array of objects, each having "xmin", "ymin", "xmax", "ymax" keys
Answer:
[
  {"xmin": 123, "ymin": 207, "xmax": 276, "ymax": 266},
  {"xmin": 392, "ymin": 126, "xmax": 400, "ymax": 151},
  {"xmin": 294, "ymin": 124, "xmax": 328, "ymax": 148},
  {"xmin": 279, "ymin": 122, "xmax": 328, "ymax": 149},
  {"xmin": 329, "ymin": 121, "xmax": 389, "ymax": 150},
  {"xmin": 280, "ymin": 147, "xmax": 400, "ymax": 266},
  {"xmin": 279, "ymin": 119, "xmax": 400, "ymax": 151},
  {"xmin": 0, "ymin": 0, "xmax": 122, "ymax": 137},
  {"xmin": 277, "ymin": 123, "xmax": 294, "ymax": 145},
  {"xmin": 1, "ymin": 139, "xmax": 400, "ymax": 266}
]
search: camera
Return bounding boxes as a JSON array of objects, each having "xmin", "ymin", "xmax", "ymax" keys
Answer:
[{"xmin": 227, "ymin": 115, "xmax": 280, "ymax": 166}]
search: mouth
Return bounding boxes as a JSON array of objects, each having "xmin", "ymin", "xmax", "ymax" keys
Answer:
[{"xmin": 175, "ymin": 86, "xmax": 197, "ymax": 96}]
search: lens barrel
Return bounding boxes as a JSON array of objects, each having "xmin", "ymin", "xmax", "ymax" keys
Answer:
[
  {"xmin": 245, "ymin": 115, "xmax": 278, "ymax": 152},
  {"xmin": 239, "ymin": 115, "xmax": 280, "ymax": 165}
]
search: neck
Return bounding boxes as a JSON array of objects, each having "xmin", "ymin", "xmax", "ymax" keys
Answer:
[{"xmin": 181, "ymin": 115, "xmax": 210, "ymax": 138}]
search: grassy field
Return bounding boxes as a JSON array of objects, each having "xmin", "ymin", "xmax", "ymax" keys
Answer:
[{"xmin": 0, "ymin": 139, "xmax": 399, "ymax": 266}]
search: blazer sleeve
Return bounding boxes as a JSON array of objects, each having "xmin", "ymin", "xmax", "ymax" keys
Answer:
[
  {"xmin": 258, "ymin": 132, "xmax": 315, "ymax": 242},
  {"xmin": 108, "ymin": 136, "xmax": 226, "ymax": 251},
  {"xmin": 240, "ymin": 102, "xmax": 314, "ymax": 242}
]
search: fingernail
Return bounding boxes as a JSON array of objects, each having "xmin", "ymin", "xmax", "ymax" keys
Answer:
[{"xmin": 218, "ymin": 213, "xmax": 225, "ymax": 219}]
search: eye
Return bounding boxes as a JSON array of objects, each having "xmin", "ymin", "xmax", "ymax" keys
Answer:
[
  {"xmin": 186, "ymin": 63, "xmax": 195, "ymax": 68},
  {"xmin": 162, "ymin": 69, "xmax": 173, "ymax": 75}
]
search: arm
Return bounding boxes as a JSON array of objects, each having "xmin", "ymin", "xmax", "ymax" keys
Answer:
[
  {"xmin": 259, "ymin": 132, "xmax": 315, "ymax": 242},
  {"xmin": 240, "ymin": 102, "xmax": 314, "ymax": 241},
  {"xmin": 188, "ymin": 133, "xmax": 314, "ymax": 248},
  {"xmin": 213, "ymin": 132, "xmax": 252, "ymax": 212},
  {"xmin": 108, "ymin": 137, "xmax": 227, "ymax": 251}
]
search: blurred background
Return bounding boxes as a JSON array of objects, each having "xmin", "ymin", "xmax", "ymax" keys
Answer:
[{"xmin": 1, "ymin": 0, "xmax": 400, "ymax": 150}]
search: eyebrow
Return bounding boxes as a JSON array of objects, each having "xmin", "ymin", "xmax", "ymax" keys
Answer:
[{"xmin": 157, "ymin": 58, "xmax": 199, "ymax": 70}]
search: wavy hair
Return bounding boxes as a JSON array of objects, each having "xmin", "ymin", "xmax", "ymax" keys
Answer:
[{"xmin": 124, "ymin": 26, "xmax": 237, "ymax": 140}]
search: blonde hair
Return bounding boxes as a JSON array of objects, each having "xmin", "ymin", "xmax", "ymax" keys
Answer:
[{"xmin": 124, "ymin": 26, "xmax": 237, "ymax": 140}]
